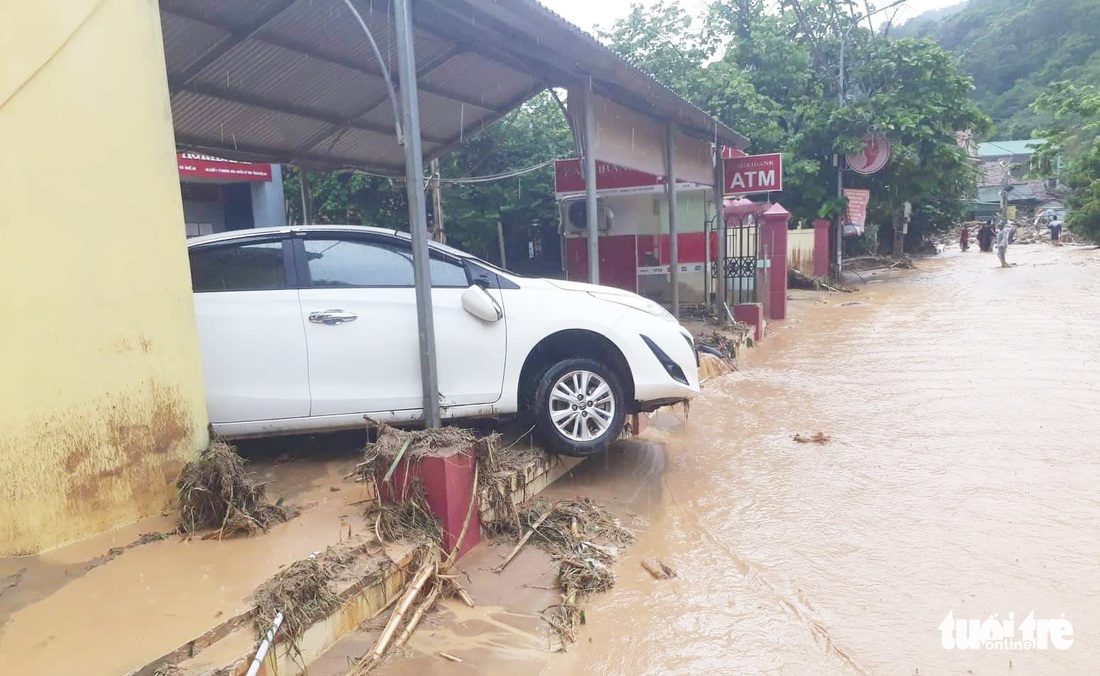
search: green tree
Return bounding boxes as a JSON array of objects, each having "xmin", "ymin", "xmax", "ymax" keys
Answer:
[
  {"xmin": 1032, "ymin": 81, "xmax": 1100, "ymax": 241},
  {"xmin": 282, "ymin": 91, "xmax": 574, "ymax": 260},
  {"xmin": 893, "ymin": 0, "xmax": 1100, "ymax": 139},
  {"xmin": 601, "ymin": 0, "xmax": 989, "ymax": 247}
]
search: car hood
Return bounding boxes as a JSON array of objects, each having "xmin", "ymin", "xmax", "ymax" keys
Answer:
[{"xmin": 543, "ymin": 279, "xmax": 636, "ymax": 296}]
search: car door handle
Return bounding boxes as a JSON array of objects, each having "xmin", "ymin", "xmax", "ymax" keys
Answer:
[{"xmin": 309, "ymin": 309, "xmax": 358, "ymax": 325}]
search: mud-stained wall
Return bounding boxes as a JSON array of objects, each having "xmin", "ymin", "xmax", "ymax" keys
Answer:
[
  {"xmin": 0, "ymin": 0, "xmax": 209, "ymax": 555},
  {"xmin": 788, "ymin": 228, "xmax": 816, "ymax": 276}
]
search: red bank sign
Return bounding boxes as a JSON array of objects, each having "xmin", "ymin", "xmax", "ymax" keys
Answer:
[
  {"xmin": 177, "ymin": 152, "xmax": 272, "ymax": 182},
  {"xmin": 723, "ymin": 153, "xmax": 782, "ymax": 194},
  {"xmin": 554, "ymin": 159, "xmax": 664, "ymax": 196}
]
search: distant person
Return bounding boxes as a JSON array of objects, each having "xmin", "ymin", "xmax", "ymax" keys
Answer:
[
  {"xmin": 959, "ymin": 224, "xmax": 970, "ymax": 251},
  {"xmin": 995, "ymin": 222, "xmax": 1012, "ymax": 267},
  {"xmin": 1049, "ymin": 217, "xmax": 1063, "ymax": 245},
  {"xmin": 977, "ymin": 221, "xmax": 995, "ymax": 252}
]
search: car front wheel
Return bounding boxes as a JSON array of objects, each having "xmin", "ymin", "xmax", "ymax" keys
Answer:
[{"xmin": 532, "ymin": 358, "xmax": 626, "ymax": 457}]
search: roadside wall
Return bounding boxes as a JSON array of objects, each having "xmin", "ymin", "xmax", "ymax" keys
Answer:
[
  {"xmin": 788, "ymin": 228, "xmax": 816, "ymax": 276},
  {"xmin": 0, "ymin": 0, "xmax": 209, "ymax": 555}
]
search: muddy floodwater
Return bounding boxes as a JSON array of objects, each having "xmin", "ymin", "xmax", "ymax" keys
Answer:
[{"xmin": 546, "ymin": 245, "xmax": 1100, "ymax": 675}]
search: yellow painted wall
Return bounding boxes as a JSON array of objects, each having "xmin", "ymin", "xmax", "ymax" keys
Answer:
[
  {"xmin": 788, "ymin": 229, "xmax": 816, "ymax": 275},
  {"xmin": 0, "ymin": 0, "xmax": 209, "ymax": 555}
]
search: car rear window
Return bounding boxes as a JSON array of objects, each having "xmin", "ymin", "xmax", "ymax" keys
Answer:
[{"xmin": 189, "ymin": 240, "xmax": 285, "ymax": 292}]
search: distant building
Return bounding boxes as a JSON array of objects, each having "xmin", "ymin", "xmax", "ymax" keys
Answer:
[{"xmin": 970, "ymin": 139, "xmax": 1060, "ymax": 220}]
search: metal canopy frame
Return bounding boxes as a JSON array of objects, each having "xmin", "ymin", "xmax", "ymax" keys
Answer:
[
  {"xmin": 160, "ymin": 0, "xmax": 749, "ymax": 426},
  {"xmin": 160, "ymin": 0, "xmax": 746, "ymax": 172}
]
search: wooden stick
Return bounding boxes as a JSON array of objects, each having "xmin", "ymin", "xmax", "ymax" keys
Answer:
[
  {"xmin": 494, "ymin": 507, "xmax": 554, "ymax": 573},
  {"xmin": 393, "ymin": 585, "xmax": 440, "ymax": 649},
  {"xmin": 350, "ymin": 559, "xmax": 435, "ymax": 673},
  {"xmin": 439, "ymin": 652, "xmax": 463, "ymax": 663},
  {"xmin": 641, "ymin": 557, "xmax": 677, "ymax": 580},
  {"xmin": 446, "ymin": 576, "xmax": 475, "ymax": 607}
]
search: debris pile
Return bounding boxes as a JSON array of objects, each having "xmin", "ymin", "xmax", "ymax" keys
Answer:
[
  {"xmin": 494, "ymin": 498, "xmax": 636, "ymax": 646},
  {"xmin": 252, "ymin": 545, "xmax": 361, "ymax": 650},
  {"xmin": 694, "ymin": 327, "xmax": 748, "ymax": 359},
  {"xmin": 794, "ymin": 432, "xmax": 831, "ymax": 444},
  {"xmin": 475, "ymin": 431, "xmax": 550, "ymax": 536},
  {"xmin": 176, "ymin": 442, "xmax": 290, "ymax": 538},
  {"xmin": 370, "ymin": 480, "xmax": 443, "ymax": 546},
  {"xmin": 698, "ymin": 353, "xmax": 735, "ymax": 381},
  {"xmin": 360, "ymin": 423, "xmax": 476, "ymax": 467}
]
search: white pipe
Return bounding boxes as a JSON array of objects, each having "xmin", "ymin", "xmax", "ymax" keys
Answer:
[{"xmin": 246, "ymin": 612, "xmax": 284, "ymax": 676}]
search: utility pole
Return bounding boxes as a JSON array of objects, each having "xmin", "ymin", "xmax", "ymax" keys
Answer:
[
  {"xmin": 430, "ymin": 158, "xmax": 445, "ymax": 243},
  {"xmin": 497, "ymin": 221, "xmax": 507, "ymax": 269},
  {"xmin": 834, "ymin": 0, "xmax": 906, "ymax": 276},
  {"xmin": 299, "ymin": 168, "xmax": 312, "ymax": 225},
  {"xmin": 835, "ymin": 28, "xmax": 848, "ymax": 282}
]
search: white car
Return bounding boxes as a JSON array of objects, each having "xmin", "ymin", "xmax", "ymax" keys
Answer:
[{"xmin": 187, "ymin": 226, "xmax": 699, "ymax": 456}]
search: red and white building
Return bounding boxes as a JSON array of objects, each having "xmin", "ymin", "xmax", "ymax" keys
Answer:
[
  {"xmin": 555, "ymin": 158, "xmax": 719, "ymax": 305},
  {"xmin": 177, "ymin": 152, "xmax": 286, "ymax": 237}
]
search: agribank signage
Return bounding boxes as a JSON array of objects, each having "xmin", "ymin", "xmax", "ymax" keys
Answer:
[
  {"xmin": 554, "ymin": 159, "xmax": 708, "ymax": 198},
  {"xmin": 177, "ymin": 152, "xmax": 272, "ymax": 181},
  {"xmin": 723, "ymin": 152, "xmax": 782, "ymax": 194}
]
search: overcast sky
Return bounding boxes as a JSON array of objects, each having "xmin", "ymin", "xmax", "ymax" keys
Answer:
[{"xmin": 543, "ymin": 0, "xmax": 964, "ymax": 36}]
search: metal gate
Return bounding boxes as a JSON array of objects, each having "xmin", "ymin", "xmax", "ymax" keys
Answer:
[{"xmin": 712, "ymin": 214, "xmax": 759, "ymax": 306}]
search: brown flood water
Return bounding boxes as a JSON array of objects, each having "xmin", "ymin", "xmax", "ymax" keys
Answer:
[{"xmin": 544, "ymin": 245, "xmax": 1100, "ymax": 675}]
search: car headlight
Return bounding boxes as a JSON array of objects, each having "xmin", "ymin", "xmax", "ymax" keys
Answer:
[{"xmin": 588, "ymin": 292, "xmax": 677, "ymax": 323}]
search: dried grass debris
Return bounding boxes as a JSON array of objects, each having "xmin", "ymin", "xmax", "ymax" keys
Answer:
[
  {"xmin": 368, "ymin": 480, "xmax": 443, "ymax": 547},
  {"xmin": 176, "ymin": 442, "xmax": 289, "ymax": 537},
  {"xmin": 252, "ymin": 545, "xmax": 361, "ymax": 648}
]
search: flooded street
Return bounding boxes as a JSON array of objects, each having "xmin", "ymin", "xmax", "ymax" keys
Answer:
[{"xmin": 549, "ymin": 244, "xmax": 1100, "ymax": 675}]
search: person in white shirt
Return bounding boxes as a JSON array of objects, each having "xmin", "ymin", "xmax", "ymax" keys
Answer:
[
  {"xmin": 1049, "ymin": 217, "xmax": 1063, "ymax": 245},
  {"xmin": 995, "ymin": 222, "xmax": 1012, "ymax": 267}
]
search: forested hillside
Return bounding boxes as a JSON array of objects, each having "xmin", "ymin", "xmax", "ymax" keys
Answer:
[{"xmin": 894, "ymin": 0, "xmax": 1100, "ymax": 139}]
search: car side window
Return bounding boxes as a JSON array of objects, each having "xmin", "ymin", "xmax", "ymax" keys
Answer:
[
  {"xmin": 303, "ymin": 239, "xmax": 414, "ymax": 287},
  {"xmin": 430, "ymin": 256, "xmax": 470, "ymax": 288},
  {"xmin": 302, "ymin": 237, "xmax": 469, "ymax": 288},
  {"xmin": 190, "ymin": 240, "xmax": 285, "ymax": 292}
]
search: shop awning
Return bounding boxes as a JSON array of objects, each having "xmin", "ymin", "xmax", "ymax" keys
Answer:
[{"xmin": 160, "ymin": 0, "xmax": 747, "ymax": 173}]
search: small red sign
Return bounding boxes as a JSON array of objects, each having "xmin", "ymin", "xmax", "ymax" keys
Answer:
[
  {"xmin": 554, "ymin": 159, "xmax": 664, "ymax": 195},
  {"xmin": 723, "ymin": 153, "xmax": 782, "ymax": 194},
  {"xmin": 177, "ymin": 152, "xmax": 272, "ymax": 182},
  {"xmin": 846, "ymin": 134, "xmax": 890, "ymax": 175},
  {"xmin": 843, "ymin": 188, "xmax": 870, "ymax": 236}
]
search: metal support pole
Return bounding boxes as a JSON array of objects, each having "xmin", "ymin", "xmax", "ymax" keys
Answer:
[
  {"xmin": 665, "ymin": 122, "xmax": 680, "ymax": 318},
  {"xmin": 497, "ymin": 221, "xmax": 507, "ymax": 269},
  {"xmin": 582, "ymin": 79, "xmax": 600, "ymax": 284},
  {"xmin": 714, "ymin": 150, "xmax": 726, "ymax": 310},
  {"xmin": 394, "ymin": 0, "xmax": 440, "ymax": 428}
]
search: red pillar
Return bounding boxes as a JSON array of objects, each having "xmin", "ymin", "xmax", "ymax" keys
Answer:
[
  {"xmin": 812, "ymin": 219, "xmax": 831, "ymax": 278},
  {"xmin": 376, "ymin": 450, "xmax": 481, "ymax": 561},
  {"xmin": 760, "ymin": 203, "xmax": 790, "ymax": 321}
]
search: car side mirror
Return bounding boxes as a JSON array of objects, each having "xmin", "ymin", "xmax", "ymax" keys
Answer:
[{"xmin": 461, "ymin": 285, "xmax": 503, "ymax": 322}]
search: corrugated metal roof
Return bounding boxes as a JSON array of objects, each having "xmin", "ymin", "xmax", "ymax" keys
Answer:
[
  {"xmin": 977, "ymin": 139, "xmax": 1046, "ymax": 158},
  {"xmin": 161, "ymin": 0, "xmax": 748, "ymax": 172}
]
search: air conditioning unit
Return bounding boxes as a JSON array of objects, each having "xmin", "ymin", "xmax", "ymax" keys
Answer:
[{"xmin": 562, "ymin": 198, "xmax": 614, "ymax": 235}]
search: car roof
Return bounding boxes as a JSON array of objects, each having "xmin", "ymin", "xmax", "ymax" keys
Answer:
[{"xmin": 186, "ymin": 225, "xmax": 473, "ymax": 258}]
